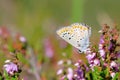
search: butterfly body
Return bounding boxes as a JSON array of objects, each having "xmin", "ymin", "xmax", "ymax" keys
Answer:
[{"xmin": 57, "ymin": 23, "xmax": 91, "ymax": 53}]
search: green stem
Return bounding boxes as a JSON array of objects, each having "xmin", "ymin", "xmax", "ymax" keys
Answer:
[{"xmin": 71, "ymin": 0, "xmax": 85, "ymax": 22}]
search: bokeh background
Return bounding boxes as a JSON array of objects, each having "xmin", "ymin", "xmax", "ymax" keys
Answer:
[{"xmin": 0, "ymin": 0, "xmax": 120, "ymax": 80}]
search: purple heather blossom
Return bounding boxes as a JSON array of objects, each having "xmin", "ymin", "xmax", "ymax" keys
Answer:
[
  {"xmin": 99, "ymin": 49, "xmax": 105, "ymax": 57},
  {"xmin": 110, "ymin": 61, "xmax": 119, "ymax": 72},
  {"xmin": 110, "ymin": 72, "xmax": 116, "ymax": 78},
  {"xmin": 98, "ymin": 34, "xmax": 106, "ymax": 61},
  {"xmin": 73, "ymin": 60, "xmax": 88, "ymax": 80},
  {"xmin": 60, "ymin": 76, "xmax": 66, "ymax": 80},
  {"xmin": 57, "ymin": 60, "xmax": 64, "ymax": 65},
  {"xmin": 99, "ymin": 44, "xmax": 103, "ymax": 50},
  {"xmin": 86, "ymin": 52, "xmax": 96, "ymax": 61},
  {"xmin": 93, "ymin": 59, "xmax": 100, "ymax": 66},
  {"xmin": 89, "ymin": 59, "xmax": 100, "ymax": 69},
  {"xmin": 57, "ymin": 67, "xmax": 73, "ymax": 80},
  {"xmin": 110, "ymin": 61, "xmax": 117, "ymax": 68},
  {"xmin": 67, "ymin": 67, "xmax": 73, "ymax": 80},
  {"xmin": 74, "ymin": 66, "xmax": 85, "ymax": 80},
  {"xmin": 74, "ymin": 62, "xmax": 79, "ymax": 67},
  {"xmin": 57, "ymin": 69, "xmax": 63, "ymax": 75},
  {"xmin": 57, "ymin": 59, "xmax": 73, "ymax": 80},
  {"xmin": 99, "ymin": 49, "xmax": 105, "ymax": 60},
  {"xmin": 86, "ymin": 47, "xmax": 101, "ymax": 70},
  {"xmin": 3, "ymin": 61, "xmax": 18, "ymax": 75},
  {"xmin": 99, "ymin": 35, "xmax": 105, "ymax": 44},
  {"xmin": 117, "ymin": 51, "xmax": 120, "ymax": 58}
]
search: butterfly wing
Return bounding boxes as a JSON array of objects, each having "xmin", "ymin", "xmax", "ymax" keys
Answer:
[
  {"xmin": 71, "ymin": 23, "xmax": 91, "ymax": 52},
  {"xmin": 57, "ymin": 23, "xmax": 91, "ymax": 53},
  {"xmin": 56, "ymin": 26, "xmax": 78, "ymax": 48}
]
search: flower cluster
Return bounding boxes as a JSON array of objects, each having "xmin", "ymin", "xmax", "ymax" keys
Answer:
[
  {"xmin": 57, "ymin": 24, "xmax": 120, "ymax": 80},
  {"xmin": 0, "ymin": 27, "xmax": 26, "ymax": 79},
  {"xmin": 73, "ymin": 60, "xmax": 89, "ymax": 80},
  {"xmin": 0, "ymin": 27, "xmax": 27, "ymax": 55},
  {"xmin": 86, "ymin": 48, "xmax": 100, "ymax": 69},
  {"xmin": 57, "ymin": 59, "xmax": 73, "ymax": 80},
  {"xmin": 3, "ymin": 60, "xmax": 19, "ymax": 76},
  {"xmin": 98, "ymin": 24, "xmax": 120, "ymax": 77},
  {"xmin": 85, "ymin": 24, "xmax": 120, "ymax": 79}
]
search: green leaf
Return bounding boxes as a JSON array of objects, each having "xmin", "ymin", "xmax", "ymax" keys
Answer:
[
  {"xmin": 17, "ymin": 53, "xmax": 29, "ymax": 65},
  {"xmin": 3, "ymin": 70, "xmax": 10, "ymax": 80},
  {"xmin": 0, "ymin": 75, "xmax": 3, "ymax": 80},
  {"xmin": 112, "ymin": 72, "xmax": 118, "ymax": 80}
]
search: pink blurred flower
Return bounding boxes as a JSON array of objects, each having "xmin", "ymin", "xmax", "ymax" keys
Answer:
[
  {"xmin": 57, "ymin": 69, "xmax": 63, "ymax": 75},
  {"xmin": 19, "ymin": 36, "xmax": 26, "ymax": 43},
  {"xmin": 110, "ymin": 72, "xmax": 115, "ymax": 78},
  {"xmin": 94, "ymin": 59, "xmax": 100, "ymax": 66},
  {"xmin": 67, "ymin": 68, "xmax": 73, "ymax": 80},
  {"xmin": 86, "ymin": 52, "xmax": 96, "ymax": 61},
  {"xmin": 44, "ymin": 38, "xmax": 54, "ymax": 58}
]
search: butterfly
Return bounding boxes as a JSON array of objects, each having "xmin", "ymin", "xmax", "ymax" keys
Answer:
[{"xmin": 56, "ymin": 23, "xmax": 91, "ymax": 53}]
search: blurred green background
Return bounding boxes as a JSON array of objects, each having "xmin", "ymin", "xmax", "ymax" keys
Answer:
[
  {"xmin": 0, "ymin": 0, "xmax": 120, "ymax": 79},
  {"xmin": 0, "ymin": 0, "xmax": 120, "ymax": 45}
]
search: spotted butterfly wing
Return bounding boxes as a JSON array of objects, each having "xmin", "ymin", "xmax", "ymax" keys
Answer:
[{"xmin": 57, "ymin": 23, "xmax": 91, "ymax": 53}]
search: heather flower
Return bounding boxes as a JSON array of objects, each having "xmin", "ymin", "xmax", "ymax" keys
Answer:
[
  {"xmin": 110, "ymin": 61, "xmax": 117, "ymax": 68},
  {"xmin": 74, "ymin": 67, "xmax": 85, "ymax": 80},
  {"xmin": 86, "ymin": 52, "xmax": 96, "ymax": 61},
  {"xmin": 57, "ymin": 60, "xmax": 64, "ymax": 65},
  {"xmin": 99, "ymin": 35, "xmax": 105, "ymax": 44},
  {"xmin": 99, "ymin": 49, "xmax": 105, "ymax": 60},
  {"xmin": 108, "ymin": 39, "xmax": 116, "ymax": 53},
  {"xmin": 73, "ymin": 60, "xmax": 88, "ymax": 80},
  {"xmin": 93, "ymin": 58, "xmax": 100, "ymax": 66},
  {"xmin": 110, "ymin": 61, "xmax": 119, "ymax": 72},
  {"xmin": 19, "ymin": 36, "xmax": 26, "ymax": 43},
  {"xmin": 57, "ymin": 69, "xmax": 63, "ymax": 75},
  {"xmin": 3, "ymin": 60, "xmax": 18, "ymax": 76},
  {"xmin": 57, "ymin": 59, "xmax": 73, "ymax": 80},
  {"xmin": 67, "ymin": 68, "xmax": 73, "ymax": 80},
  {"xmin": 60, "ymin": 76, "xmax": 66, "ymax": 80},
  {"xmin": 89, "ymin": 58, "xmax": 100, "ymax": 70},
  {"xmin": 86, "ymin": 47, "xmax": 100, "ymax": 69},
  {"xmin": 116, "ymin": 51, "xmax": 120, "ymax": 58},
  {"xmin": 110, "ymin": 72, "xmax": 116, "ymax": 78},
  {"xmin": 98, "ymin": 34, "xmax": 106, "ymax": 61},
  {"xmin": 99, "ymin": 44, "xmax": 103, "ymax": 50},
  {"xmin": 75, "ymin": 67, "xmax": 85, "ymax": 80}
]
